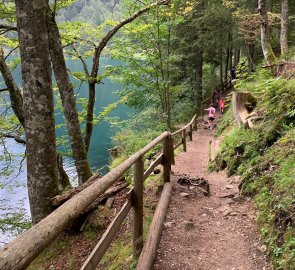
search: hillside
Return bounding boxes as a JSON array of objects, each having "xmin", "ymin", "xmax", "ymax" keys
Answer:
[
  {"xmin": 56, "ymin": 0, "xmax": 122, "ymax": 25},
  {"xmin": 211, "ymin": 69, "xmax": 295, "ymax": 269}
]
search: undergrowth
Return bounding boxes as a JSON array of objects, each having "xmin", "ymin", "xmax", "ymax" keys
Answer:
[{"xmin": 211, "ymin": 69, "xmax": 295, "ymax": 269}]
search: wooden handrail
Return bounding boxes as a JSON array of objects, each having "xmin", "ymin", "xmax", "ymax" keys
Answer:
[{"xmin": 0, "ymin": 114, "xmax": 197, "ymax": 270}]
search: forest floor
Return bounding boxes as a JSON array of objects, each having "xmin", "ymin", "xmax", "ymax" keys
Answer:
[{"xmin": 153, "ymin": 116, "xmax": 272, "ymax": 270}]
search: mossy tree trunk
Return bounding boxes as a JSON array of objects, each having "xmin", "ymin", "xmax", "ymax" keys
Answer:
[
  {"xmin": 15, "ymin": 0, "xmax": 59, "ymax": 224},
  {"xmin": 280, "ymin": 0, "xmax": 289, "ymax": 56},
  {"xmin": 258, "ymin": 0, "xmax": 277, "ymax": 65}
]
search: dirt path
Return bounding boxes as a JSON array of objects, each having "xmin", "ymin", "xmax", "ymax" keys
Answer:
[{"xmin": 153, "ymin": 126, "xmax": 272, "ymax": 270}]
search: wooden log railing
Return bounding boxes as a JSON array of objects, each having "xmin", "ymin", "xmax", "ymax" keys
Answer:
[{"xmin": 0, "ymin": 115, "xmax": 197, "ymax": 270}]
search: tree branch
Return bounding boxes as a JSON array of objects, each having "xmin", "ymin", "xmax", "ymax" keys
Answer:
[
  {"xmin": 90, "ymin": 0, "xmax": 170, "ymax": 80},
  {"xmin": 0, "ymin": 24, "xmax": 17, "ymax": 31},
  {"xmin": 4, "ymin": 46, "xmax": 19, "ymax": 61},
  {"xmin": 0, "ymin": 47, "xmax": 25, "ymax": 127},
  {"xmin": 72, "ymin": 43, "xmax": 90, "ymax": 77},
  {"xmin": 0, "ymin": 132, "xmax": 26, "ymax": 144}
]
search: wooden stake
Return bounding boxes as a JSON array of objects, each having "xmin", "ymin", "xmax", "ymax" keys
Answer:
[
  {"xmin": 133, "ymin": 157, "xmax": 144, "ymax": 258},
  {"xmin": 136, "ymin": 182, "xmax": 172, "ymax": 270},
  {"xmin": 182, "ymin": 129, "xmax": 187, "ymax": 152},
  {"xmin": 163, "ymin": 134, "xmax": 172, "ymax": 183}
]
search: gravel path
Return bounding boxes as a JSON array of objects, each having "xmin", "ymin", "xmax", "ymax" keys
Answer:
[{"xmin": 153, "ymin": 127, "xmax": 272, "ymax": 270}]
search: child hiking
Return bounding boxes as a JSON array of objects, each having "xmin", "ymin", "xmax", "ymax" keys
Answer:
[
  {"xmin": 219, "ymin": 98, "xmax": 225, "ymax": 113},
  {"xmin": 204, "ymin": 104, "xmax": 216, "ymax": 129}
]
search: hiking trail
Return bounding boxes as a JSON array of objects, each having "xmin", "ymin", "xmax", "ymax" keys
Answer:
[{"xmin": 153, "ymin": 115, "xmax": 272, "ymax": 270}]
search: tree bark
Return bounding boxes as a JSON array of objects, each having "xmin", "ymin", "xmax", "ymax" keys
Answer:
[
  {"xmin": 84, "ymin": 82, "xmax": 96, "ymax": 152},
  {"xmin": 220, "ymin": 49, "xmax": 223, "ymax": 85},
  {"xmin": 0, "ymin": 48, "xmax": 25, "ymax": 128},
  {"xmin": 15, "ymin": 0, "xmax": 59, "ymax": 224},
  {"xmin": 258, "ymin": 0, "xmax": 277, "ymax": 65},
  {"xmin": 195, "ymin": 49, "xmax": 203, "ymax": 112},
  {"xmin": 247, "ymin": 44, "xmax": 255, "ymax": 72},
  {"xmin": 280, "ymin": 0, "xmax": 288, "ymax": 55},
  {"xmin": 234, "ymin": 46, "xmax": 240, "ymax": 68},
  {"xmin": 46, "ymin": 8, "xmax": 92, "ymax": 184}
]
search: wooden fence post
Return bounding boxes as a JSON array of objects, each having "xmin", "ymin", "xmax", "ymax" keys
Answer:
[
  {"xmin": 189, "ymin": 125, "xmax": 193, "ymax": 141},
  {"xmin": 133, "ymin": 157, "xmax": 144, "ymax": 258},
  {"xmin": 163, "ymin": 134, "xmax": 172, "ymax": 183},
  {"xmin": 182, "ymin": 129, "xmax": 187, "ymax": 152},
  {"xmin": 193, "ymin": 116, "xmax": 198, "ymax": 131}
]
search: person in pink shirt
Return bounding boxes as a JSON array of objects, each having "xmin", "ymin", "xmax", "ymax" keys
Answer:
[
  {"xmin": 204, "ymin": 104, "xmax": 216, "ymax": 129},
  {"xmin": 219, "ymin": 98, "xmax": 225, "ymax": 113}
]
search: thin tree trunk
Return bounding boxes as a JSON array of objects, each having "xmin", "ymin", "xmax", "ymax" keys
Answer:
[
  {"xmin": 15, "ymin": 0, "xmax": 59, "ymax": 224},
  {"xmin": 47, "ymin": 8, "xmax": 92, "ymax": 184},
  {"xmin": 258, "ymin": 0, "xmax": 277, "ymax": 65},
  {"xmin": 280, "ymin": 0, "xmax": 289, "ymax": 55},
  {"xmin": 0, "ymin": 48, "xmax": 25, "ymax": 128},
  {"xmin": 195, "ymin": 49, "xmax": 203, "ymax": 113},
  {"xmin": 225, "ymin": 48, "xmax": 230, "ymax": 81},
  {"xmin": 84, "ymin": 82, "xmax": 96, "ymax": 152},
  {"xmin": 234, "ymin": 46, "xmax": 240, "ymax": 67},
  {"xmin": 220, "ymin": 50, "xmax": 223, "ymax": 85},
  {"xmin": 247, "ymin": 44, "xmax": 255, "ymax": 71}
]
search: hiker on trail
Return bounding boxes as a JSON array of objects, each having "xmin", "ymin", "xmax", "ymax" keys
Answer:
[
  {"xmin": 204, "ymin": 104, "xmax": 216, "ymax": 129},
  {"xmin": 219, "ymin": 98, "xmax": 225, "ymax": 113}
]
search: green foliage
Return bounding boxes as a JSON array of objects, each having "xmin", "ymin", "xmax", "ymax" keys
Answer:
[{"xmin": 0, "ymin": 199, "xmax": 31, "ymax": 239}]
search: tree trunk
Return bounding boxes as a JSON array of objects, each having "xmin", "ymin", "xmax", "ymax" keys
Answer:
[
  {"xmin": 84, "ymin": 82, "xmax": 96, "ymax": 152},
  {"xmin": 47, "ymin": 8, "xmax": 92, "ymax": 184},
  {"xmin": 280, "ymin": 0, "xmax": 288, "ymax": 55},
  {"xmin": 234, "ymin": 46, "xmax": 240, "ymax": 68},
  {"xmin": 0, "ymin": 48, "xmax": 25, "ymax": 128},
  {"xmin": 195, "ymin": 49, "xmax": 203, "ymax": 113},
  {"xmin": 15, "ymin": 0, "xmax": 59, "ymax": 224},
  {"xmin": 258, "ymin": 0, "xmax": 277, "ymax": 65},
  {"xmin": 247, "ymin": 44, "xmax": 255, "ymax": 72},
  {"xmin": 220, "ymin": 50, "xmax": 223, "ymax": 85}
]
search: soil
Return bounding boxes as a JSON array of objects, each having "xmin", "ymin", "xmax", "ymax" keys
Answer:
[{"xmin": 153, "ymin": 123, "xmax": 272, "ymax": 270}]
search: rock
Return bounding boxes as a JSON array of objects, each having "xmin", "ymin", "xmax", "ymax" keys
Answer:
[
  {"xmin": 258, "ymin": 245, "xmax": 267, "ymax": 253},
  {"xmin": 180, "ymin": 192, "xmax": 190, "ymax": 198},
  {"xmin": 229, "ymin": 211, "xmax": 239, "ymax": 216},
  {"xmin": 183, "ymin": 219, "xmax": 194, "ymax": 230},
  {"xmin": 105, "ymin": 197, "xmax": 114, "ymax": 208},
  {"xmin": 164, "ymin": 221, "xmax": 173, "ymax": 228},
  {"xmin": 202, "ymin": 207, "xmax": 214, "ymax": 216},
  {"xmin": 218, "ymin": 192, "xmax": 236, "ymax": 198},
  {"xmin": 232, "ymin": 195, "xmax": 245, "ymax": 202},
  {"xmin": 223, "ymin": 208, "xmax": 232, "ymax": 217},
  {"xmin": 226, "ymin": 184, "xmax": 234, "ymax": 189},
  {"xmin": 153, "ymin": 168, "xmax": 161, "ymax": 174}
]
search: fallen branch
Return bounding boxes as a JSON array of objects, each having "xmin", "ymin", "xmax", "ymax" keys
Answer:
[{"xmin": 51, "ymin": 174, "xmax": 128, "ymax": 209}]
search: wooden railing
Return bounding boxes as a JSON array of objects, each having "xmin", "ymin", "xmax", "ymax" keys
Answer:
[{"xmin": 0, "ymin": 114, "xmax": 197, "ymax": 270}]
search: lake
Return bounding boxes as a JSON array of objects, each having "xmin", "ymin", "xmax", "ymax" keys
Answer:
[{"xmin": 0, "ymin": 57, "xmax": 129, "ymax": 245}]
